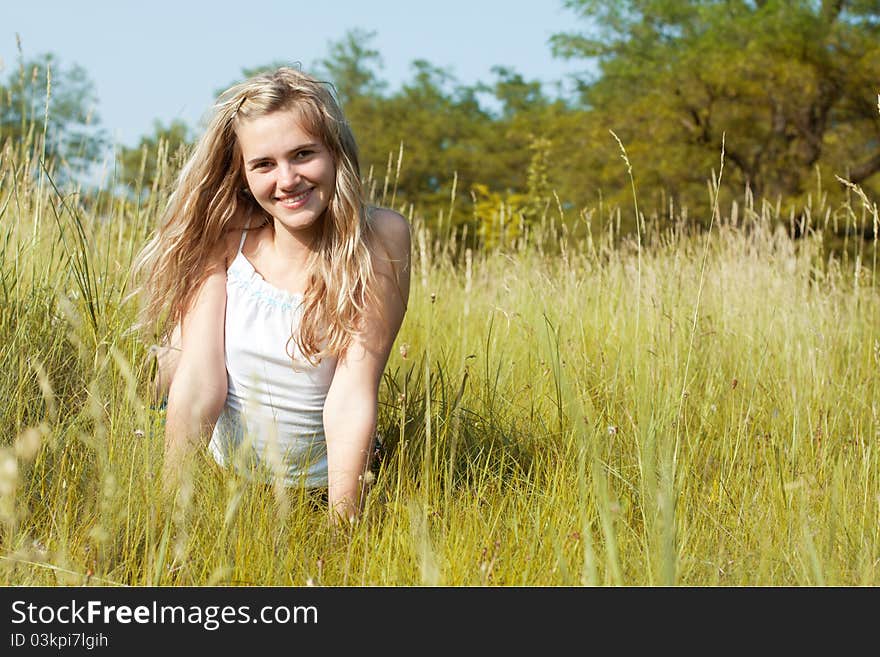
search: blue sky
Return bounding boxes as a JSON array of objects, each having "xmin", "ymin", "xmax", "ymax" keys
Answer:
[{"xmin": 2, "ymin": 0, "xmax": 593, "ymax": 149}]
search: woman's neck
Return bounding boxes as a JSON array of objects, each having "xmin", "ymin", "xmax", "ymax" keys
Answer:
[{"xmin": 270, "ymin": 219, "xmax": 321, "ymax": 270}]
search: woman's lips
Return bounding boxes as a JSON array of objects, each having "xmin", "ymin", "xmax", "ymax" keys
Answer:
[{"xmin": 276, "ymin": 187, "xmax": 313, "ymax": 209}]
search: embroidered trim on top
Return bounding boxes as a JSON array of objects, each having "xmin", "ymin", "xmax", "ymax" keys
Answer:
[{"xmin": 227, "ymin": 258, "xmax": 302, "ymax": 311}]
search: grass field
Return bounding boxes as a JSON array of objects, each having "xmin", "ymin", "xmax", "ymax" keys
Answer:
[{"xmin": 1, "ymin": 130, "xmax": 879, "ymax": 586}]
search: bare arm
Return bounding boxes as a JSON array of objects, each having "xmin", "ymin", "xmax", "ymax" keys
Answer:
[
  {"xmin": 163, "ymin": 247, "xmax": 229, "ymax": 489},
  {"xmin": 322, "ymin": 209, "xmax": 411, "ymax": 522}
]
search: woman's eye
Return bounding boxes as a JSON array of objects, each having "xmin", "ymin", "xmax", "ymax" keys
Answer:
[{"xmin": 296, "ymin": 150, "xmax": 313, "ymax": 159}]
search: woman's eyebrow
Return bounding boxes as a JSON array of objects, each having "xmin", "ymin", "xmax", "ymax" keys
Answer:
[{"xmin": 246, "ymin": 143, "xmax": 320, "ymax": 166}]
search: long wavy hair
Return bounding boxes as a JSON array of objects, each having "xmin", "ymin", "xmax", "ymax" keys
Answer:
[{"xmin": 133, "ymin": 67, "xmax": 377, "ymax": 364}]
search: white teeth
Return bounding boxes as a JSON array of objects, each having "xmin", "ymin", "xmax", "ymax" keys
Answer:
[{"xmin": 279, "ymin": 188, "xmax": 311, "ymax": 202}]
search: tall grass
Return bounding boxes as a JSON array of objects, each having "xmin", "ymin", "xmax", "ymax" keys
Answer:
[{"xmin": 1, "ymin": 112, "xmax": 878, "ymax": 585}]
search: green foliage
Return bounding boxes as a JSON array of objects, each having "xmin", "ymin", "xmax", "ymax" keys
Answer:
[
  {"xmin": 552, "ymin": 0, "xmax": 880, "ymax": 221},
  {"xmin": 488, "ymin": 66, "xmax": 550, "ymax": 118},
  {"xmin": 471, "ymin": 182, "xmax": 527, "ymax": 249},
  {"xmin": 0, "ymin": 50, "xmax": 105, "ymax": 175},
  {"xmin": 472, "ymin": 136, "xmax": 556, "ymax": 249},
  {"xmin": 115, "ymin": 120, "xmax": 192, "ymax": 198},
  {"xmin": 525, "ymin": 136, "xmax": 553, "ymax": 222},
  {"xmin": 313, "ymin": 28, "xmax": 387, "ymax": 106}
]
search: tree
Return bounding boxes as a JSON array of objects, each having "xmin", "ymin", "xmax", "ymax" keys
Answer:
[
  {"xmin": 313, "ymin": 28, "xmax": 387, "ymax": 107},
  {"xmin": 551, "ymin": 0, "xmax": 880, "ymax": 216},
  {"xmin": 116, "ymin": 119, "xmax": 192, "ymax": 198},
  {"xmin": 0, "ymin": 51, "xmax": 105, "ymax": 175}
]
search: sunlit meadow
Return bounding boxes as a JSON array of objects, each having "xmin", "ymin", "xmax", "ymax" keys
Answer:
[{"xmin": 1, "ymin": 115, "xmax": 879, "ymax": 586}]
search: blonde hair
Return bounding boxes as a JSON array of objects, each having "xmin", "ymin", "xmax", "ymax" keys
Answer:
[{"xmin": 133, "ymin": 67, "xmax": 376, "ymax": 364}]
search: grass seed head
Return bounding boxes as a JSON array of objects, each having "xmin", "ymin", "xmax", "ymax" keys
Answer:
[{"xmin": 14, "ymin": 426, "xmax": 43, "ymax": 461}]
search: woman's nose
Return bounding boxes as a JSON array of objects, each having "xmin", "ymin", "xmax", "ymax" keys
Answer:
[{"xmin": 277, "ymin": 163, "xmax": 300, "ymax": 189}]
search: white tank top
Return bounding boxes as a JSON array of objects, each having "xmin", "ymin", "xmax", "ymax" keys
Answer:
[{"xmin": 208, "ymin": 226, "xmax": 336, "ymax": 487}]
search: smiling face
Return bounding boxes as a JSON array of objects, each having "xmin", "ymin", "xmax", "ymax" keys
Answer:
[{"xmin": 236, "ymin": 107, "xmax": 336, "ymax": 237}]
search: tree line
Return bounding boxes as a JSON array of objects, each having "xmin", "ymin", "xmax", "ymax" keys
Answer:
[{"xmin": 2, "ymin": 1, "xmax": 878, "ymax": 242}]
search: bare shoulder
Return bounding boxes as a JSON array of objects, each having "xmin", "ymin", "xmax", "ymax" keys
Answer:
[
  {"xmin": 367, "ymin": 208, "xmax": 411, "ymax": 312},
  {"xmin": 217, "ymin": 213, "xmax": 266, "ymax": 268},
  {"xmin": 368, "ymin": 207, "xmax": 411, "ymax": 265},
  {"xmin": 206, "ymin": 231, "xmax": 238, "ymax": 273}
]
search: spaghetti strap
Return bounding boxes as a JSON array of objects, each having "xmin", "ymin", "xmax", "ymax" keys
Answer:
[{"xmin": 238, "ymin": 218, "xmax": 252, "ymax": 254}]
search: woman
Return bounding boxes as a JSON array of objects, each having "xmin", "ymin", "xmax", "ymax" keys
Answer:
[{"xmin": 136, "ymin": 67, "xmax": 411, "ymax": 522}]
